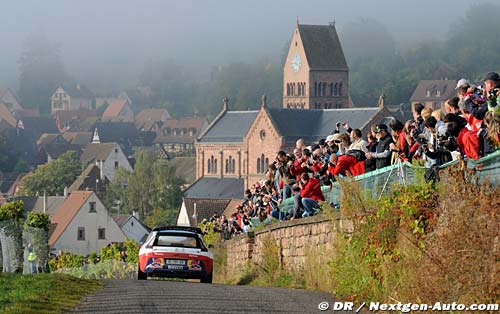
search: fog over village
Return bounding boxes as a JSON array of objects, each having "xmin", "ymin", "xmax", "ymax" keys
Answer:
[
  {"xmin": 0, "ymin": 0, "xmax": 495, "ymax": 113},
  {"xmin": 1, "ymin": 1, "xmax": 500, "ymax": 313}
]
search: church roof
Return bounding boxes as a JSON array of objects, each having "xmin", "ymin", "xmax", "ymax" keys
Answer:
[
  {"xmin": 298, "ymin": 24, "xmax": 348, "ymax": 71},
  {"xmin": 183, "ymin": 177, "xmax": 244, "ymax": 199},
  {"xmin": 410, "ymin": 80, "xmax": 457, "ymax": 102},
  {"xmin": 265, "ymin": 107, "xmax": 380, "ymax": 144},
  {"xmin": 197, "ymin": 111, "xmax": 258, "ymax": 143}
]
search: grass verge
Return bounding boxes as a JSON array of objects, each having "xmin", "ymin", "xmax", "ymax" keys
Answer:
[{"xmin": 0, "ymin": 273, "xmax": 102, "ymax": 314}]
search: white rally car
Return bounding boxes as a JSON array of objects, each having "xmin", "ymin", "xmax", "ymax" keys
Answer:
[{"xmin": 138, "ymin": 226, "xmax": 214, "ymax": 283}]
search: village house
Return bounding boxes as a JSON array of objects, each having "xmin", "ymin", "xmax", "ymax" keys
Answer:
[
  {"xmin": 91, "ymin": 121, "xmax": 145, "ymax": 156},
  {"xmin": 112, "ymin": 214, "xmax": 150, "ymax": 243},
  {"xmin": 410, "ymin": 79, "xmax": 458, "ymax": 110},
  {"xmin": 153, "ymin": 116, "xmax": 208, "ymax": 156},
  {"xmin": 101, "ymin": 98, "xmax": 134, "ymax": 122},
  {"xmin": 0, "ymin": 88, "xmax": 22, "ymax": 112},
  {"xmin": 48, "ymin": 191, "xmax": 126, "ymax": 256},
  {"xmin": 0, "ymin": 101, "xmax": 17, "ymax": 129},
  {"xmin": 53, "ymin": 109, "xmax": 98, "ymax": 133},
  {"xmin": 80, "ymin": 142, "xmax": 133, "ymax": 181},
  {"xmin": 135, "ymin": 108, "xmax": 171, "ymax": 132},
  {"xmin": 68, "ymin": 164, "xmax": 108, "ymax": 196},
  {"xmin": 176, "ymin": 177, "xmax": 244, "ymax": 227},
  {"xmin": 50, "ymin": 83, "xmax": 94, "ymax": 113}
]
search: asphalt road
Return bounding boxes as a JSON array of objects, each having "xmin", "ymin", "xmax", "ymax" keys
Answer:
[{"xmin": 71, "ymin": 279, "xmax": 355, "ymax": 314}]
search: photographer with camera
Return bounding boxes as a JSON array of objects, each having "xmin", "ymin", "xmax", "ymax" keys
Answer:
[
  {"xmin": 275, "ymin": 151, "xmax": 295, "ymax": 200},
  {"xmin": 389, "ymin": 119, "xmax": 409, "ymax": 162},
  {"xmin": 366, "ymin": 124, "xmax": 394, "ymax": 169},
  {"xmin": 484, "ymin": 72, "xmax": 500, "ymax": 115},
  {"xmin": 421, "ymin": 116, "xmax": 453, "ymax": 167},
  {"xmin": 456, "ymin": 79, "xmax": 488, "ymax": 120},
  {"xmin": 444, "ymin": 113, "xmax": 480, "ymax": 160},
  {"xmin": 412, "ymin": 103, "xmax": 426, "ymax": 134}
]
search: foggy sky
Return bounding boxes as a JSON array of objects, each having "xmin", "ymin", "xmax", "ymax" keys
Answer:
[{"xmin": 0, "ymin": 0, "xmax": 492, "ymax": 92}]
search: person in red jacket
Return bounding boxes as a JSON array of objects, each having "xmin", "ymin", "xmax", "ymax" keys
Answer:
[
  {"xmin": 299, "ymin": 172, "xmax": 324, "ymax": 218},
  {"xmin": 289, "ymin": 148, "xmax": 306, "ymax": 180},
  {"xmin": 445, "ymin": 113, "xmax": 480, "ymax": 160},
  {"xmin": 327, "ymin": 153, "xmax": 365, "ymax": 178}
]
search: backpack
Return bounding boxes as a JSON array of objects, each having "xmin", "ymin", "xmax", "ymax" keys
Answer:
[{"xmin": 347, "ymin": 149, "xmax": 367, "ymax": 161}]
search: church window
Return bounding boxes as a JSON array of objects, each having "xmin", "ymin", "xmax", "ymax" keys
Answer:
[
  {"xmin": 259, "ymin": 154, "xmax": 266, "ymax": 174},
  {"xmin": 334, "ymin": 83, "xmax": 338, "ymax": 96},
  {"xmin": 214, "ymin": 159, "xmax": 217, "ymax": 173},
  {"xmin": 257, "ymin": 157, "xmax": 261, "ymax": 174},
  {"xmin": 314, "ymin": 82, "xmax": 317, "ymax": 96},
  {"xmin": 338, "ymin": 83, "xmax": 342, "ymax": 96}
]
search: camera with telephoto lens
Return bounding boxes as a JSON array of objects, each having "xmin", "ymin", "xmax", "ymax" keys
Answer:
[
  {"xmin": 488, "ymin": 88, "xmax": 499, "ymax": 99},
  {"xmin": 437, "ymin": 132, "xmax": 458, "ymax": 151}
]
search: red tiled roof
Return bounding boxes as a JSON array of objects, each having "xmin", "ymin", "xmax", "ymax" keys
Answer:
[
  {"xmin": 102, "ymin": 99, "xmax": 128, "ymax": 118},
  {"xmin": 135, "ymin": 109, "xmax": 171, "ymax": 131},
  {"xmin": 48, "ymin": 191, "xmax": 93, "ymax": 246}
]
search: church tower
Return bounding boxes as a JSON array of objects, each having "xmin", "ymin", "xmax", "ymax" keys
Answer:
[{"xmin": 283, "ymin": 20, "xmax": 349, "ymax": 109}]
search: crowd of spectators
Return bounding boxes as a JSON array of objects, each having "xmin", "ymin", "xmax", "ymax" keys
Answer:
[{"xmin": 207, "ymin": 71, "xmax": 500, "ymax": 239}]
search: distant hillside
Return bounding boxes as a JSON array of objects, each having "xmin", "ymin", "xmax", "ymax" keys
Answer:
[{"xmin": 169, "ymin": 157, "xmax": 195, "ymax": 184}]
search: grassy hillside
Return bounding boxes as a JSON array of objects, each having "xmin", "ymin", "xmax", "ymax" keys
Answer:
[{"xmin": 0, "ymin": 273, "xmax": 102, "ymax": 314}]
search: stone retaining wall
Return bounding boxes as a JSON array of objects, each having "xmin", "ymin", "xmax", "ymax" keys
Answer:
[{"xmin": 226, "ymin": 213, "xmax": 351, "ymax": 274}]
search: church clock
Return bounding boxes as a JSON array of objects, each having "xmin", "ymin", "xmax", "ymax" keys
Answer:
[{"xmin": 290, "ymin": 54, "xmax": 302, "ymax": 73}]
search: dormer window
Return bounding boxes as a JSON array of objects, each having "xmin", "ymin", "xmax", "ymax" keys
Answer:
[
  {"xmin": 426, "ymin": 90, "xmax": 431, "ymax": 97},
  {"xmin": 436, "ymin": 90, "xmax": 441, "ymax": 97}
]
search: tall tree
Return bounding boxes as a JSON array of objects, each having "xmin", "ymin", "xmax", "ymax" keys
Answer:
[
  {"xmin": 104, "ymin": 150, "xmax": 184, "ymax": 223},
  {"xmin": 18, "ymin": 151, "xmax": 81, "ymax": 196},
  {"xmin": 18, "ymin": 30, "xmax": 69, "ymax": 113}
]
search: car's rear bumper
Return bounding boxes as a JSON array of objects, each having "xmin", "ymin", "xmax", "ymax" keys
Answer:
[{"xmin": 145, "ymin": 268, "xmax": 206, "ymax": 279}]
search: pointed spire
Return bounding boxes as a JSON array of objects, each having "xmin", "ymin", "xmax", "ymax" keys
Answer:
[
  {"xmin": 92, "ymin": 127, "xmax": 100, "ymax": 143},
  {"xmin": 261, "ymin": 95, "xmax": 267, "ymax": 108},
  {"xmin": 296, "ymin": 16, "xmax": 299, "ymax": 27},
  {"xmin": 222, "ymin": 96, "xmax": 229, "ymax": 111}
]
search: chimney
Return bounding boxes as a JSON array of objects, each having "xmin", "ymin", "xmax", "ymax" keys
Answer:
[
  {"xmin": 261, "ymin": 94, "xmax": 267, "ymax": 108},
  {"xmin": 43, "ymin": 191, "xmax": 47, "ymax": 213},
  {"xmin": 63, "ymin": 186, "xmax": 68, "ymax": 198},
  {"xmin": 100, "ymin": 160, "xmax": 104, "ymax": 180}
]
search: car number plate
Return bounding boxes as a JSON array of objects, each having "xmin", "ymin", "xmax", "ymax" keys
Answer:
[
  {"xmin": 167, "ymin": 265, "xmax": 184, "ymax": 270},
  {"xmin": 165, "ymin": 259, "xmax": 186, "ymax": 265}
]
